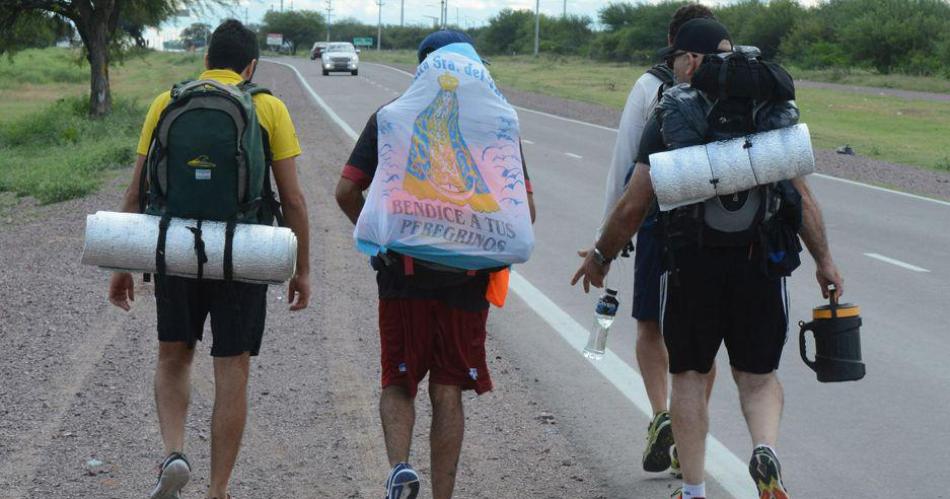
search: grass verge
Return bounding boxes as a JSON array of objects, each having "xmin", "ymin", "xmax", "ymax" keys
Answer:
[
  {"xmin": 0, "ymin": 49, "xmax": 202, "ymax": 203},
  {"xmin": 362, "ymin": 50, "xmax": 950, "ymax": 172}
]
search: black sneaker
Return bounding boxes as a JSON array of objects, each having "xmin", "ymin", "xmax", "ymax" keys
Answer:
[
  {"xmin": 749, "ymin": 446, "xmax": 789, "ymax": 499},
  {"xmin": 149, "ymin": 452, "xmax": 191, "ymax": 499},
  {"xmin": 642, "ymin": 411, "xmax": 675, "ymax": 472}
]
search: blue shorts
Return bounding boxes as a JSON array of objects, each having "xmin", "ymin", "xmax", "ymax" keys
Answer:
[{"xmin": 632, "ymin": 226, "xmax": 662, "ymax": 321}]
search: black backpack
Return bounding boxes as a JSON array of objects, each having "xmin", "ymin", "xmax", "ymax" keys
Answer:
[
  {"xmin": 658, "ymin": 49, "xmax": 803, "ymax": 277},
  {"xmin": 138, "ymin": 80, "xmax": 284, "ymax": 281}
]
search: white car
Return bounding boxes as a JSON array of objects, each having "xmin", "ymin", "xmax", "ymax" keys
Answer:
[{"xmin": 321, "ymin": 42, "xmax": 359, "ymax": 76}]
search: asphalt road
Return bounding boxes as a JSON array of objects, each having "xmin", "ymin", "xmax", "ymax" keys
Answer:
[{"xmin": 268, "ymin": 57, "xmax": 950, "ymax": 498}]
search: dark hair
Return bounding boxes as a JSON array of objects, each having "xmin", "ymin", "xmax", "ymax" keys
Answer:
[
  {"xmin": 669, "ymin": 4, "xmax": 717, "ymax": 41},
  {"xmin": 207, "ymin": 19, "xmax": 260, "ymax": 73}
]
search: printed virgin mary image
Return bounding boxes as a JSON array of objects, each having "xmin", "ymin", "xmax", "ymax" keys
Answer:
[{"xmin": 403, "ymin": 73, "xmax": 500, "ymax": 213}]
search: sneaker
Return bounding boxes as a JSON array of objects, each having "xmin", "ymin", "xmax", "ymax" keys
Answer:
[
  {"xmin": 149, "ymin": 452, "xmax": 191, "ymax": 499},
  {"xmin": 642, "ymin": 411, "xmax": 675, "ymax": 472},
  {"xmin": 669, "ymin": 444, "xmax": 682, "ymax": 478},
  {"xmin": 670, "ymin": 487, "xmax": 705, "ymax": 499},
  {"xmin": 749, "ymin": 446, "xmax": 790, "ymax": 499},
  {"xmin": 385, "ymin": 462, "xmax": 420, "ymax": 499}
]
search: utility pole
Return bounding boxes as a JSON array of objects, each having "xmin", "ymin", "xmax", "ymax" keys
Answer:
[
  {"xmin": 563, "ymin": 0, "xmax": 567, "ymax": 18},
  {"xmin": 280, "ymin": 0, "xmax": 283, "ymax": 12},
  {"xmin": 400, "ymin": 0, "xmax": 404, "ymax": 27},
  {"xmin": 533, "ymin": 0, "xmax": 540, "ymax": 56},
  {"xmin": 325, "ymin": 0, "xmax": 333, "ymax": 41},
  {"xmin": 377, "ymin": 0, "xmax": 383, "ymax": 51},
  {"xmin": 440, "ymin": 0, "xmax": 446, "ymax": 28}
]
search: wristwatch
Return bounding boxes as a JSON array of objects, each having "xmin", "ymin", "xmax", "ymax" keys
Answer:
[{"xmin": 592, "ymin": 247, "xmax": 614, "ymax": 267}]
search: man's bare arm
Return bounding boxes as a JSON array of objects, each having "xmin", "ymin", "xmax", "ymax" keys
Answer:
[
  {"xmin": 572, "ymin": 163, "xmax": 655, "ymax": 291},
  {"xmin": 272, "ymin": 157, "xmax": 310, "ymax": 276},
  {"xmin": 335, "ymin": 177, "xmax": 365, "ymax": 225},
  {"xmin": 596, "ymin": 162, "xmax": 655, "ymax": 258},
  {"xmin": 792, "ymin": 176, "xmax": 844, "ymax": 298},
  {"xmin": 272, "ymin": 157, "xmax": 311, "ymax": 310},
  {"xmin": 118, "ymin": 155, "xmax": 147, "ymax": 213}
]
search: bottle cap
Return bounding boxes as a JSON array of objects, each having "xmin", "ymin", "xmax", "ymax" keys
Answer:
[{"xmin": 605, "ymin": 288, "xmax": 618, "ymax": 296}]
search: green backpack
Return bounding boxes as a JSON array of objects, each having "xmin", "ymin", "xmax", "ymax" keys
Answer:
[{"xmin": 141, "ymin": 79, "xmax": 283, "ymax": 280}]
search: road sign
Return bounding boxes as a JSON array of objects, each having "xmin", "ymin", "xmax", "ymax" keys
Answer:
[
  {"xmin": 353, "ymin": 37, "xmax": 374, "ymax": 47},
  {"xmin": 267, "ymin": 33, "xmax": 283, "ymax": 47}
]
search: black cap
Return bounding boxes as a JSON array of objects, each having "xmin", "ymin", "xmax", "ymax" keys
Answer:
[{"xmin": 656, "ymin": 18, "xmax": 731, "ymax": 60}]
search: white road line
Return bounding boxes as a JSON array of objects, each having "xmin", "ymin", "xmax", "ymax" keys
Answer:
[
  {"xmin": 864, "ymin": 253, "xmax": 930, "ymax": 272},
  {"xmin": 265, "ymin": 57, "xmax": 756, "ymax": 499},
  {"xmin": 565, "ymin": 152, "xmax": 583, "ymax": 159},
  {"xmin": 365, "ymin": 61, "xmax": 950, "ymax": 209},
  {"xmin": 508, "ymin": 273, "xmax": 757, "ymax": 499},
  {"xmin": 521, "ymin": 139, "xmax": 534, "ymax": 145},
  {"xmin": 265, "ymin": 60, "xmax": 360, "ymax": 140}
]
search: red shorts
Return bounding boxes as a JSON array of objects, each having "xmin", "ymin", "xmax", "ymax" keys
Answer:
[{"xmin": 379, "ymin": 298, "xmax": 493, "ymax": 397}]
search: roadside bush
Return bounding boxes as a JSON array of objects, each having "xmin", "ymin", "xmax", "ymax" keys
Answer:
[
  {"xmin": 0, "ymin": 95, "xmax": 142, "ymax": 203},
  {"xmin": 0, "ymin": 48, "xmax": 87, "ymax": 89}
]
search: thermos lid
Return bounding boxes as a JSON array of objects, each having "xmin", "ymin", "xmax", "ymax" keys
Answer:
[
  {"xmin": 813, "ymin": 303, "xmax": 860, "ymax": 319},
  {"xmin": 813, "ymin": 289, "xmax": 860, "ymax": 319}
]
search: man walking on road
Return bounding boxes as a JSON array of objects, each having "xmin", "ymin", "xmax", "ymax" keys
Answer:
[
  {"xmin": 336, "ymin": 31, "xmax": 536, "ymax": 499},
  {"xmin": 573, "ymin": 19, "xmax": 843, "ymax": 499},
  {"xmin": 598, "ymin": 3, "xmax": 718, "ymax": 477},
  {"xmin": 107, "ymin": 20, "xmax": 311, "ymax": 499}
]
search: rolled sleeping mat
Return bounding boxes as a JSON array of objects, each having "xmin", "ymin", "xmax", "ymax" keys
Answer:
[
  {"xmin": 81, "ymin": 211, "xmax": 297, "ymax": 285},
  {"xmin": 649, "ymin": 123, "xmax": 815, "ymax": 211}
]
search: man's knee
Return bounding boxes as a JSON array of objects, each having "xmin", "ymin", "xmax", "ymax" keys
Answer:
[
  {"xmin": 429, "ymin": 384, "xmax": 462, "ymax": 411},
  {"xmin": 157, "ymin": 341, "xmax": 194, "ymax": 370},
  {"xmin": 213, "ymin": 353, "xmax": 250, "ymax": 380},
  {"xmin": 731, "ymin": 368, "xmax": 778, "ymax": 391},
  {"xmin": 636, "ymin": 320, "xmax": 661, "ymax": 339},
  {"xmin": 672, "ymin": 370, "xmax": 714, "ymax": 393}
]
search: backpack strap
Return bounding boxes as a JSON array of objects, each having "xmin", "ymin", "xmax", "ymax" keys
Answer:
[
  {"xmin": 257, "ymin": 127, "xmax": 285, "ymax": 226},
  {"xmin": 223, "ymin": 219, "xmax": 237, "ymax": 281},
  {"xmin": 240, "ymin": 81, "xmax": 272, "ymax": 96},
  {"xmin": 155, "ymin": 213, "xmax": 172, "ymax": 277},
  {"xmin": 647, "ymin": 63, "xmax": 676, "ymax": 104},
  {"xmin": 403, "ymin": 254, "xmax": 415, "ymax": 276},
  {"xmin": 186, "ymin": 220, "xmax": 209, "ymax": 280}
]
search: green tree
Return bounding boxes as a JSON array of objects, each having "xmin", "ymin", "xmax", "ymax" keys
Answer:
[
  {"xmin": 0, "ymin": 0, "xmax": 222, "ymax": 116},
  {"xmin": 260, "ymin": 9, "xmax": 325, "ymax": 54},
  {"xmin": 477, "ymin": 9, "xmax": 534, "ymax": 55},
  {"xmin": 591, "ymin": 1, "xmax": 685, "ymax": 62},
  {"xmin": 180, "ymin": 22, "xmax": 211, "ymax": 49},
  {"xmin": 0, "ymin": 11, "xmax": 72, "ymax": 51}
]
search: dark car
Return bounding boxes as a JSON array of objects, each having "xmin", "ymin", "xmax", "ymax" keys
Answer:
[{"xmin": 310, "ymin": 41, "xmax": 329, "ymax": 60}]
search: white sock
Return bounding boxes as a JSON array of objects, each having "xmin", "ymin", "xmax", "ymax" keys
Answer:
[
  {"xmin": 754, "ymin": 443, "xmax": 777, "ymax": 457},
  {"xmin": 682, "ymin": 482, "xmax": 706, "ymax": 498}
]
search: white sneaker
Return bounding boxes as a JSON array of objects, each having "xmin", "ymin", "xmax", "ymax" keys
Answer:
[{"xmin": 149, "ymin": 452, "xmax": 191, "ymax": 499}]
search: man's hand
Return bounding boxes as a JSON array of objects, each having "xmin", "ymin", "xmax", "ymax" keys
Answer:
[
  {"xmin": 571, "ymin": 248, "xmax": 610, "ymax": 293},
  {"xmin": 287, "ymin": 272, "xmax": 311, "ymax": 311},
  {"xmin": 109, "ymin": 272, "xmax": 135, "ymax": 311},
  {"xmin": 816, "ymin": 259, "xmax": 844, "ymax": 299}
]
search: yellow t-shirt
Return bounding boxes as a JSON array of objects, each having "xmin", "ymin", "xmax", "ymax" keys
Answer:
[{"xmin": 135, "ymin": 69, "xmax": 302, "ymax": 161}]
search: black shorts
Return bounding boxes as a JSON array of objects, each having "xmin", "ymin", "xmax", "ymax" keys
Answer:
[
  {"xmin": 660, "ymin": 245, "xmax": 789, "ymax": 374},
  {"xmin": 154, "ymin": 275, "xmax": 268, "ymax": 357},
  {"xmin": 632, "ymin": 226, "xmax": 662, "ymax": 321}
]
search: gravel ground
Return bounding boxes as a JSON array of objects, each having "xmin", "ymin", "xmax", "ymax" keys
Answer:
[
  {"xmin": 385, "ymin": 62, "xmax": 950, "ymax": 201},
  {"xmin": 0, "ymin": 63, "xmax": 605, "ymax": 499}
]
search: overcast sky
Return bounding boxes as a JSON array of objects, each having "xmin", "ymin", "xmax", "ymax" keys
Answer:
[{"xmin": 150, "ymin": 0, "xmax": 615, "ymax": 45}]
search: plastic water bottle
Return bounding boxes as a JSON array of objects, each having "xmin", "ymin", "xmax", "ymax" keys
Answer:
[{"xmin": 583, "ymin": 288, "xmax": 619, "ymax": 360}]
